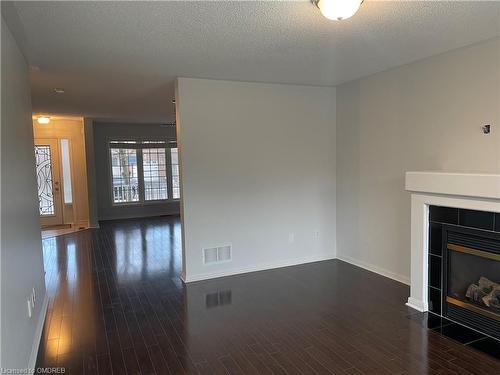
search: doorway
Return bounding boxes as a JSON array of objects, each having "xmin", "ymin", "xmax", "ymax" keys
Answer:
[{"xmin": 33, "ymin": 116, "xmax": 90, "ymax": 235}]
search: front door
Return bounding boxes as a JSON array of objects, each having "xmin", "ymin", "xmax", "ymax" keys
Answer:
[{"xmin": 34, "ymin": 139, "xmax": 63, "ymax": 227}]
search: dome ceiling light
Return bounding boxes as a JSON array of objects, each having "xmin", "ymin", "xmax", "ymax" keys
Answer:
[
  {"xmin": 313, "ymin": 0, "xmax": 363, "ymax": 21},
  {"xmin": 37, "ymin": 116, "xmax": 51, "ymax": 124}
]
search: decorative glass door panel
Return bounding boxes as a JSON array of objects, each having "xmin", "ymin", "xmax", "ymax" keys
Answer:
[
  {"xmin": 35, "ymin": 139, "xmax": 63, "ymax": 226},
  {"xmin": 35, "ymin": 145, "xmax": 55, "ymax": 214}
]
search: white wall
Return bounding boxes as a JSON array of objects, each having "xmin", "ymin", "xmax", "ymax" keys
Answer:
[
  {"xmin": 1, "ymin": 17, "xmax": 47, "ymax": 369},
  {"xmin": 336, "ymin": 38, "xmax": 500, "ymax": 284},
  {"xmin": 176, "ymin": 78, "xmax": 336, "ymax": 282}
]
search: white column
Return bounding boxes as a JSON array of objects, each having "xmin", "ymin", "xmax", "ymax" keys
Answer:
[{"xmin": 406, "ymin": 193, "xmax": 429, "ymax": 312}]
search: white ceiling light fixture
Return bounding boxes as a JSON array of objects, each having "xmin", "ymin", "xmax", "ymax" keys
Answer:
[
  {"xmin": 37, "ymin": 116, "xmax": 51, "ymax": 124},
  {"xmin": 313, "ymin": 0, "xmax": 363, "ymax": 21}
]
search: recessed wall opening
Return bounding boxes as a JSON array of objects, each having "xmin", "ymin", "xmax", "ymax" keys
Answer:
[{"xmin": 33, "ymin": 116, "xmax": 90, "ymax": 238}]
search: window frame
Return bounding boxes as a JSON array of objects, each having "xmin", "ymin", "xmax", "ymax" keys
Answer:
[
  {"xmin": 107, "ymin": 138, "xmax": 179, "ymax": 206},
  {"xmin": 142, "ymin": 147, "xmax": 169, "ymax": 203},
  {"xmin": 108, "ymin": 146, "xmax": 142, "ymax": 206},
  {"xmin": 169, "ymin": 147, "xmax": 180, "ymax": 200}
]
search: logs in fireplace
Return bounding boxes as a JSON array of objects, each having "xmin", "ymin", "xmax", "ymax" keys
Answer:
[{"xmin": 466, "ymin": 277, "xmax": 500, "ymax": 311}]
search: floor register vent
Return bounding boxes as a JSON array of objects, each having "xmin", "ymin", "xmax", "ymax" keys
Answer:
[{"xmin": 203, "ymin": 245, "xmax": 232, "ymax": 264}]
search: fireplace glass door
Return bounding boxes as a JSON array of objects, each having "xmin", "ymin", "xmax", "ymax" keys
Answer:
[
  {"xmin": 444, "ymin": 226, "xmax": 500, "ymax": 339},
  {"xmin": 447, "ymin": 244, "xmax": 500, "ymax": 319}
]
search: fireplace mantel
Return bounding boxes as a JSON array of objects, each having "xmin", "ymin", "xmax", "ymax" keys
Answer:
[
  {"xmin": 406, "ymin": 171, "xmax": 500, "ymax": 200},
  {"xmin": 405, "ymin": 171, "xmax": 500, "ymax": 312}
]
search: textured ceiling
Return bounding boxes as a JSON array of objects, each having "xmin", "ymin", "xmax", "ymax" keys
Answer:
[{"xmin": 6, "ymin": 1, "xmax": 500, "ymax": 123}]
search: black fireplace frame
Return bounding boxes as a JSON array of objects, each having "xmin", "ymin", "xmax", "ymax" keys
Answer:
[{"xmin": 442, "ymin": 224, "xmax": 500, "ymax": 340}]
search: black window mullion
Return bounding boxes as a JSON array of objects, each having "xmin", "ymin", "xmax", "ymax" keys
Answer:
[
  {"xmin": 165, "ymin": 146, "xmax": 173, "ymax": 201},
  {"xmin": 137, "ymin": 148, "xmax": 146, "ymax": 203}
]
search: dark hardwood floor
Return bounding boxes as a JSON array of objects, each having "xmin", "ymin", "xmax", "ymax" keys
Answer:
[{"xmin": 36, "ymin": 216, "xmax": 500, "ymax": 374}]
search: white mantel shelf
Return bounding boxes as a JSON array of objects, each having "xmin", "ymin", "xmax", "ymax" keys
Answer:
[{"xmin": 405, "ymin": 171, "xmax": 500, "ymax": 200}]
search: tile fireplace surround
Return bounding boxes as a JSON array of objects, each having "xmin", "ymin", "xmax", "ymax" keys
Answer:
[{"xmin": 405, "ymin": 171, "xmax": 500, "ymax": 312}]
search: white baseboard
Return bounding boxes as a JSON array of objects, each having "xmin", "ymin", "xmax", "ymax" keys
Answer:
[
  {"xmin": 74, "ymin": 220, "xmax": 89, "ymax": 229},
  {"xmin": 336, "ymin": 254, "xmax": 410, "ymax": 285},
  {"xmin": 28, "ymin": 294, "xmax": 48, "ymax": 369},
  {"xmin": 182, "ymin": 253, "xmax": 411, "ymax": 285},
  {"xmin": 182, "ymin": 254, "xmax": 335, "ymax": 283},
  {"xmin": 406, "ymin": 297, "xmax": 428, "ymax": 312}
]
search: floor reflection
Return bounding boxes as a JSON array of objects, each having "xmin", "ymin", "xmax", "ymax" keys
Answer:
[
  {"xmin": 111, "ymin": 219, "xmax": 182, "ymax": 283},
  {"xmin": 36, "ymin": 215, "xmax": 500, "ymax": 374},
  {"xmin": 37, "ymin": 215, "xmax": 185, "ymax": 373}
]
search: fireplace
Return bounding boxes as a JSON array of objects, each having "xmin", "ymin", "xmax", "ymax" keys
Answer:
[
  {"xmin": 439, "ymin": 215, "xmax": 500, "ymax": 339},
  {"xmin": 406, "ymin": 172, "xmax": 500, "ymax": 356},
  {"xmin": 427, "ymin": 205, "xmax": 500, "ymax": 338}
]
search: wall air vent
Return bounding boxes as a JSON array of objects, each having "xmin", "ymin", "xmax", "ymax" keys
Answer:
[
  {"xmin": 203, "ymin": 245, "xmax": 232, "ymax": 264},
  {"xmin": 203, "ymin": 247, "xmax": 218, "ymax": 264}
]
